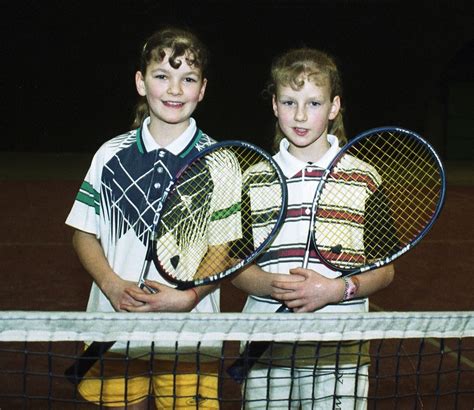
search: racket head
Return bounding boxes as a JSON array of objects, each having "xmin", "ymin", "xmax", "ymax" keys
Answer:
[
  {"xmin": 150, "ymin": 140, "xmax": 287, "ymax": 288},
  {"xmin": 311, "ymin": 126, "xmax": 446, "ymax": 274}
]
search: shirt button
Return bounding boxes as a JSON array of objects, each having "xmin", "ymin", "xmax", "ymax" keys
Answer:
[
  {"xmin": 304, "ymin": 208, "xmax": 311, "ymax": 215},
  {"xmin": 159, "ymin": 151, "xmax": 166, "ymax": 158},
  {"xmin": 154, "ymin": 182, "xmax": 161, "ymax": 189},
  {"xmin": 157, "ymin": 167, "xmax": 164, "ymax": 173}
]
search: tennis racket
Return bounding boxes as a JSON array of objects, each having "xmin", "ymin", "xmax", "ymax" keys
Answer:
[
  {"xmin": 64, "ymin": 140, "xmax": 287, "ymax": 384},
  {"xmin": 227, "ymin": 126, "xmax": 446, "ymax": 383}
]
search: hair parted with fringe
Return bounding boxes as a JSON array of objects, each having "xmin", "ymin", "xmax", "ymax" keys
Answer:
[
  {"xmin": 132, "ymin": 26, "xmax": 209, "ymax": 128},
  {"xmin": 266, "ymin": 48, "xmax": 347, "ymax": 152}
]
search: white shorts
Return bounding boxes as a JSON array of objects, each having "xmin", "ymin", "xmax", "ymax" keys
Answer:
[{"xmin": 242, "ymin": 363, "xmax": 369, "ymax": 410}]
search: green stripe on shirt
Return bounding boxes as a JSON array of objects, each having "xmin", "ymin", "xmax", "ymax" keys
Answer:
[
  {"xmin": 76, "ymin": 181, "xmax": 100, "ymax": 215},
  {"xmin": 210, "ymin": 202, "xmax": 241, "ymax": 221}
]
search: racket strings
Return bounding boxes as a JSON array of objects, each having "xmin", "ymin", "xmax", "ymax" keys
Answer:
[
  {"xmin": 174, "ymin": 199, "xmax": 212, "ymax": 280},
  {"xmin": 152, "ymin": 144, "xmax": 285, "ymax": 285},
  {"xmin": 375, "ymin": 132, "xmax": 442, "ymax": 246},
  {"xmin": 314, "ymin": 130, "xmax": 443, "ymax": 270}
]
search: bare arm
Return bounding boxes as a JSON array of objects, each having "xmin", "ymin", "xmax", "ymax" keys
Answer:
[
  {"xmin": 231, "ymin": 263, "xmax": 295, "ymax": 297},
  {"xmin": 72, "ymin": 229, "xmax": 146, "ymax": 311},
  {"xmin": 271, "ymin": 264, "xmax": 395, "ymax": 312},
  {"xmin": 73, "ymin": 230, "xmax": 217, "ymax": 313}
]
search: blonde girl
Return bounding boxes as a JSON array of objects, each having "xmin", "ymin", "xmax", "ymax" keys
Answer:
[{"xmin": 233, "ymin": 48, "xmax": 394, "ymax": 409}]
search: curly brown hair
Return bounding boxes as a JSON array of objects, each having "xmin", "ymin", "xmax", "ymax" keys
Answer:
[{"xmin": 131, "ymin": 26, "xmax": 209, "ymax": 128}]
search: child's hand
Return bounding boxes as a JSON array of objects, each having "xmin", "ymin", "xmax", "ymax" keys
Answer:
[
  {"xmin": 271, "ymin": 268, "xmax": 343, "ymax": 313},
  {"xmin": 120, "ymin": 280, "xmax": 196, "ymax": 312},
  {"xmin": 102, "ymin": 277, "xmax": 147, "ymax": 312}
]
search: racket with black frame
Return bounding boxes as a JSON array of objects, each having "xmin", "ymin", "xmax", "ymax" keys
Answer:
[
  {"xmin": 64, "ymin": 140, "xmax": 287, "ymax": 384},
  {"xmin": 227, "ymin": 126, "xmax": 446, "ymax": 383}
]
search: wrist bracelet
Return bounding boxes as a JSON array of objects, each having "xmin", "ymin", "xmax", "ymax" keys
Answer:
[
  {"xmin": 342, "ymin": 276, "xmax": 360, "ymax": 301},
  {"xmin": 189, "ymin": 288, "xmax": 199, "ymax": 308}
]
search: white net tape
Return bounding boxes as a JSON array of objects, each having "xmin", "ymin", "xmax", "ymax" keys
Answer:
[{"xmin": 2, "ymin": 310, "xmax": 474, "ymax": 342}]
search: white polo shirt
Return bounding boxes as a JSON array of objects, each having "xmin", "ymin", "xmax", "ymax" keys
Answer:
[
  {"xmin": 66, "ymin": 118, "xmax": 236, "ymax": 357},
  {"xmin": 242, "ymin": 134, "xmax": 369, "ymax": 314}
]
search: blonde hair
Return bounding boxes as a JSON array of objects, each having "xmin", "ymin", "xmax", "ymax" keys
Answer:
[
  {"xmin": 131, "ymin": 26, "xmax": 209, "ymax": 128},
  {"xmin": 267, "ymin": 48, "xmax": 346, "ymax": 152}
]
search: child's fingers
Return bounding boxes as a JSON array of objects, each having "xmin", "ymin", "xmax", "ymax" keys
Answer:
[
  {"xmin": 124, "ymin": 287, "xmax": 152, "ymax": 303},
  {"xmin": 271, "ymin": 275, "xmax": 307, "ymax": 291},
  {"xmin": 120, "ymin": 302, "xmax": 151, "ymax": 312},
  {"xmin": 271, "ymin": 281, "xmax": 299, "ymax": 292},
  {"xmin": 144, "ymin": 279, "xmax": 164, "ymax": 292},
  {"xmin": 288, "ymin": 268, "xmax": 312, "ymax": 278},
  {"xmin": 271, "ymin": 273, "xmax": 305, "ymax": 286}
]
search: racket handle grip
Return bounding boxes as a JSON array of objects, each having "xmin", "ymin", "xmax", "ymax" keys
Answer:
[
  {"xmin": 227, "ymin": 304, "xmax": 291, "ymax": 384},
  {"xmin": 64, "ymin": 341, "xmax": 116, "ymax": 384}
]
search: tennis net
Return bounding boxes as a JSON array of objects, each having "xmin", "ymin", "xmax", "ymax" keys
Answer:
[{"xmin": 1, "ymin": 310, "xmax": 473, "ymax": 409}]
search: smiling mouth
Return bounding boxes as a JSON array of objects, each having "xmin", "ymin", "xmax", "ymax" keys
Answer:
[
  {"xmin": 293, "ymin": 127, "xmax": 309, "ymax": 136},
  {"xmin": 163, "ymin": 101, "xmax": 184, "ymax": 107}
]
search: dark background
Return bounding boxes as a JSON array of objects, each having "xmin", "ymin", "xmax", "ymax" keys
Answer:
[{"xmin": 3, "ymin": 0, "xmax": 474, "ymax": 158}]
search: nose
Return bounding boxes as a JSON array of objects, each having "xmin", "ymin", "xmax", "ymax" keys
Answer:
[
  {"xmin": 294, "ymin": 106, "xmax": 307, "ymax": 122},
  {"xmin": 167, "ymin": 79, "xmax": 183, "ymax": 96}
]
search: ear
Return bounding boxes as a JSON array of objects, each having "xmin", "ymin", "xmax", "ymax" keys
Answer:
[
  {"xmin": 272, "ymin": 94, "xmax": 279, "ymax": 118},
  {"xmin": 328, "ymin": 95, "xmax": 341, "ymax": 120},
  {"xmin": 135, "ymin": 71, "xmax": 146, "ymax": 96},
  {"xmin": 198, "ymin": 78, "xmax": 207, "ymax": 102}
]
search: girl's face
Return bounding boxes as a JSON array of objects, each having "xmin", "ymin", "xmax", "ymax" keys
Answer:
[
  {"xmin": 272, "ymin": 78, "xmax": 340, "ymax": 159},
  {"xmin": 135, "ymin": 49, "xmax": 207, "ymax": 135}
]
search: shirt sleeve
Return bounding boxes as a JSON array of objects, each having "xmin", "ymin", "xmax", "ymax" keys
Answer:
[{"xmin": 65, "ymin": 149, "xmax": 104, "ymax": 237}]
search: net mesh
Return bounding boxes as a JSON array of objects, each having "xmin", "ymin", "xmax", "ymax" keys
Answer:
[{"xmin": 1, "ymin": 311, "xmax": 473, "ymax": 409}]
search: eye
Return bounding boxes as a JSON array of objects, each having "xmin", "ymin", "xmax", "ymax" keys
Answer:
[
  {"xmin": 153, "ymin": 74, "xmax": 167, "ymax": 80},
  {"xmin": 184, "ymin": 77, "xmax": 198, "ymax": 83},
  {"xmin": 310, "ymin": 101, "xmax": 321, "ymax": 107},
  {"xmin": 281, "ymin": 100, "xmax": 294, "ymax": 107}
]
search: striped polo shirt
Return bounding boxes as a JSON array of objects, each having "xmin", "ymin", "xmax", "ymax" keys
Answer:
[{"xmin": 243, "ymin": 134, "xmax": 369, "ymax": 315}]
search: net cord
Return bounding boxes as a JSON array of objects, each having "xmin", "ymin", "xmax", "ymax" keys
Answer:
[{"xmin": 1, "ymin": 311, "xmax": 473, "ymax": 342}]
